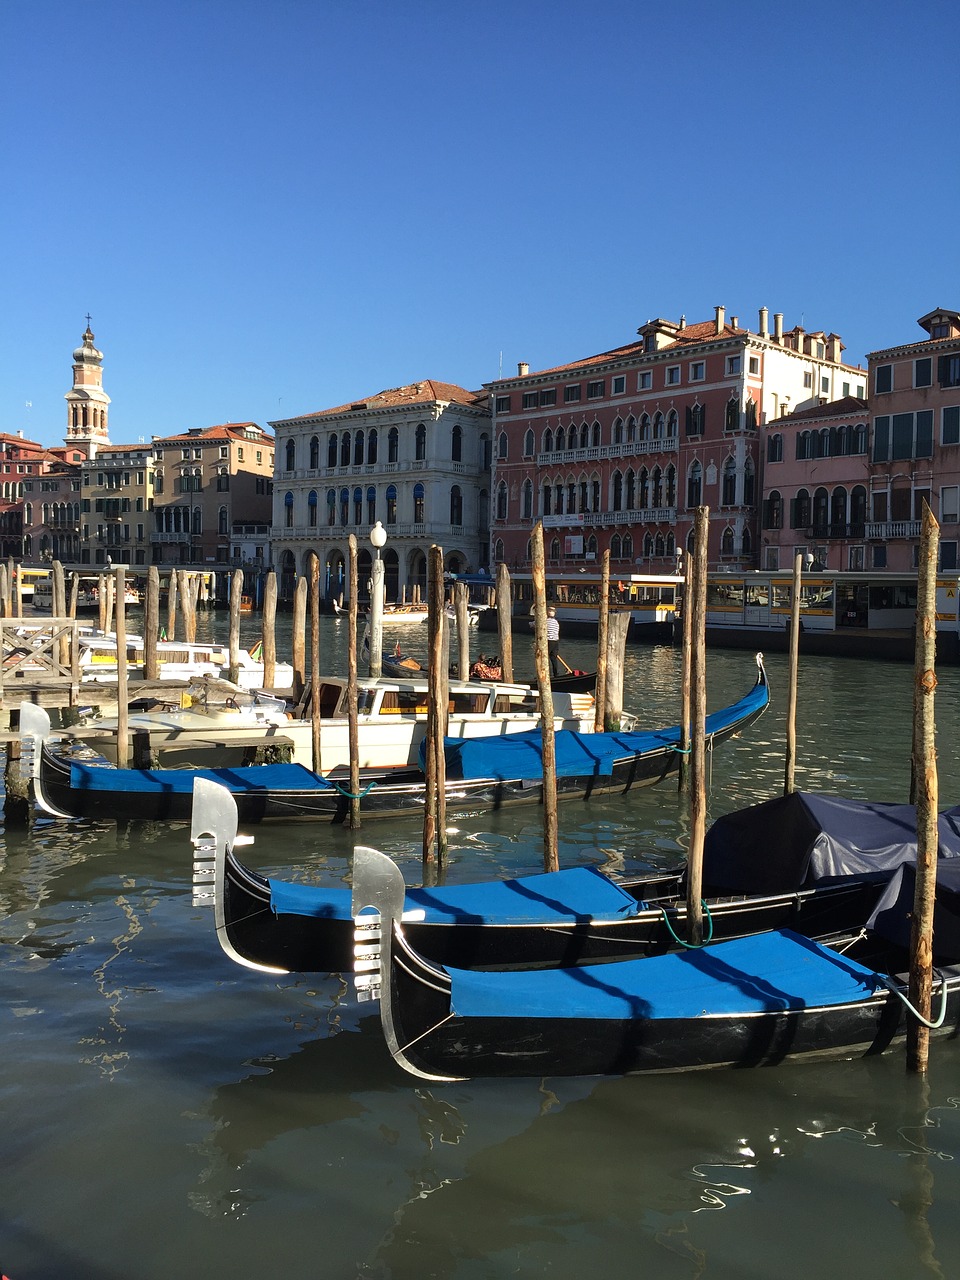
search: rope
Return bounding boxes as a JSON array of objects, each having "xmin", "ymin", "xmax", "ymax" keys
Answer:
[
  {"xmin": 333, "ymin": 780, "xmax": 378, "ymax": 800},
  {"xmin": 879, "ymin": 972, "xmax": 950, "ymax": 1029},
  {"xmin": 660, "ymin": 900, "xmax": 715, "ymax": 948}
]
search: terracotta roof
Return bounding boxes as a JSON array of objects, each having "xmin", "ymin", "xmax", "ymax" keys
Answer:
[
  {"xmin": 777, "ymin": 396, "xmax": 868, "ymax": 425},
  {"xmin": 492, "ymin": 320, "xmax": 751, "ymax": 383},
  {"xmin": 95, "ymin": 442, "xmax": 155, "ymax": 454},
  {"xmin": 153, "ymin": 423, "xmax": 274, "ymax": 446},
  {"xmin": 277, "ymin": 381, "xmax": 486, "ymax": 422}
]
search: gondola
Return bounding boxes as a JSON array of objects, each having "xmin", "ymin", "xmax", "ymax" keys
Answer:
[
  {"xmin": 380, "ymin": 649, "xmax": 597, "ymax": 694},
  {"xmin": 351, "ymin": 845, "xmax": 960, "ymax": 1081},
  {"xmin": 193, "ymin": 780, "xmax": 960, "ymax": 975},
  {"xmin": 21, "ymin": 658, "xmax": 769, "ymax": 825}
]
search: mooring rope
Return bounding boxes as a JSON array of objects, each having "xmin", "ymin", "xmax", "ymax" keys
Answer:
[
  {"xmin": 879, "ymin": 972, "xmax": 950, "ymax": 1029},
  {"xmin": 333, "ymin": 780, "xmax": 378, "ymax": 800},
  {"xmin": 660, "ymin": 900, "xmax": 715, "ymax": 948}
]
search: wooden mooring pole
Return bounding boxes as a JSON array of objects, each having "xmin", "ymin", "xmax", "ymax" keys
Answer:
[
  {"xmin": 292, "ymin": 576, "xmax": 307, "ymax": 705},
  {"xmin": 495, "ymin": 562, "xmax": 513, "ymax": 683},
  {"xmin": 144, "ymin": 566, "xmax": 160, "ymax": 680},
  {"xmin": 115, "ymin": 565, "xmax": 129, "ymax": 768},
  {"xmin": 678, "ymin": 549, "xmax": 693, "ymax": 793},
  {"xmin": 347, "ymin": 536, "xmax": 361, "ymax": 828},
  {"xmin": 784, "ymin": 551, "xmax": 804, "ymax": 795},
  {"xmin": 907, "ymin": 503, "xmax": 940, "ymax": 1074},
  {"xmin": 423, "ymin": 545, "xmax": 448, "ymax": 873},
  {"xmin": 166, "ymin": 570, "xmax": 177, "ymax": 642},
  {"xmin": 594, "ymin": 549, "xmax": 610, "ymax": 734},
  {"xmin": 228, "ymin": 570, "xmax": 243, "ymax": 686},
  {"xmin": 454, "ymin": 581, "xmax": 470, "ymax": 680},
  {"xmin": 685, "ymin": 507, "xmax": 709, "ymax": 947},
  {"xmin": 309, "ymin": 554, "xmax": 321, "ymax": 774},
  {"xmin": 262, "ymin": 570, "xmax": 278, "ymax": 690},
  {"xmin": 531, "ymin": 521, "xmax": 559, "ymax": 873}
]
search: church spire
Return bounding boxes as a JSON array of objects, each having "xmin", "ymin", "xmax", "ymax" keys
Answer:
[{"xmin": 64, "ymin": 318, "xmax": 111, "ymax": 459}]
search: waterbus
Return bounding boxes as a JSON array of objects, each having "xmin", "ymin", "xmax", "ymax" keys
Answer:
[{"xmin": 501, "ymin": 571, "xmax": 682, "ymax": 641}]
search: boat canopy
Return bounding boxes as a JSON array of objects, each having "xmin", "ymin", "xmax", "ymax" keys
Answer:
[{"xmin": 702, "ymin": 792, "xmax": 960, "ymax": 894}]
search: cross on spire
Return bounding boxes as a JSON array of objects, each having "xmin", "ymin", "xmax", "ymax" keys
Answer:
[{"xmin": 85, "ymin": 313, "xmax": 92, "ymax": 328}]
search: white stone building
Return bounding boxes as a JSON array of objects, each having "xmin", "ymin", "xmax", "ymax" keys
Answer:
[{"xmin": 270, "ymin": 380, "xmax": 491, "ymax": 602}]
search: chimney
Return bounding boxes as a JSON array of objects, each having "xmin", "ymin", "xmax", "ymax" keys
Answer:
[
  {"xmin": 678, "ymin": 314, "xmax": 686, "ymax": 330},
  {"xmin": 759, "ymin": 307, "xmax": 769, "ymax": 337},
  {"xmin": 774, "ymin": 312, "xmax": 783, "ymax": 343},
  {"xmin": 795, "ymin": 326, "xmax": 806, "ymax": 354},
  {"xmin": 730, "ymin": 315, "xmax": 739, "ymax": 330},
  {"xmin": 517, "ymin": 362, "xmax": 529, "ymax": 377},
  {"xmin": 715, "ymin": 305, "xmax": 725, "ymax": 335}
]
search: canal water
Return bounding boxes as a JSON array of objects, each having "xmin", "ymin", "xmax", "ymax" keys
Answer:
[{"xmin": 2, "ymin": 616, "xmax": 960, "ymax": 1279}]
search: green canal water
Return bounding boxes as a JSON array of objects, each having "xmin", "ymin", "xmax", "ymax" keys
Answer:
[{"xmin": 2, "ymin": 615, "xmax": 960, "ymax": 1279}]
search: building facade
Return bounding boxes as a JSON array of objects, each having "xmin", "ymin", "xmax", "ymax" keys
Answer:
[
  {"xmin": 270, "ymin": 381, "xmax": 491, "ymax": 602},
  {"xmin": 487, "ymin": 306, "xmax": 867, "ymax": 573},
  {"xmin": 866, "ymin": 308, "xmax": 960, "ymax": 572},
  {"xmin": 758, "ymin": 397, "xmax": 871, "ymax": 571}
]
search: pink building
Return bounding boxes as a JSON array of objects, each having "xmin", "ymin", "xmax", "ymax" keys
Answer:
[
  {"xmin": 759, "ymin": 397, "xmax": 870, "ymax": 572},
  {"xmin": 486, "ymin": 306, "xmax": 865, "ymax": 573},
  {"xmin": 866, "ymin": 308, "xmax": 960, "ymax": 572}
]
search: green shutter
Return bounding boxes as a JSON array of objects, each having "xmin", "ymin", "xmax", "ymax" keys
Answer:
[
  {"xmin": 916, "ymin": 410, "xmax": 934, "ymax": 458},
  {"xmin": 872, "ymin": 416, "xmax": 889, "ymax": 461},
  {"xmin": 943, "ymin": 406, "xmax": 960, "ymax": 446}
]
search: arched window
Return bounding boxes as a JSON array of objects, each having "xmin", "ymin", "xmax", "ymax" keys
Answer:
[
  {"xmin": 367, "ymin": 429, "xmax": 378, "ymax": 465},
  {"xmin": 611, "ymin": 533, "xmax": 622, "ymax": 560},
  {"xmin": 741, "ymin": 527, "xmax": 752, "ymax": 554},
  {"xmin": 339, "ymin": 432, "xmax": 350, "ymax": 466},
  {"xmin": 328, "ymin": 434, "xmax": 338, "ymax": 467},
  {"xmin": 591, "ymin": 477, "xmax": 600, "ymax": 511},
  {"xmin": 354, "ymin": 487, "xmax": 363, "ymax": 523},
  {"xmin": 496, "ymin": 481, "xmax": 508, "ymax": 520},
  {"xmin": 721, "ymin": 526, "xmax": 735, "ymax": 555},
  {"xmin": 654, "ymin": 533, "xmax": 665, "ymax": 558},
  {"xmin": 550, "ymin": 537, "xmax": 561, "ymax": 561},
  {"xmin": 494, "ymin": 538, "xmax": 504, "ymax": 563},
  {"xmin": 831, "ymin": 486, "xmax": 847, "ymax": 531},
  {"xmin": 452, "ymin": 425, "xmax": 463, "ymax": 462},
  {"xmin": 521, "ymin": 480, "xmax": 532, "ymax": 520},
  {"xmin": 622, "ymin": 533, "xmax": 633, "ymax": 560},
  {"xmin": 542, "ymin": 482, "xmax": 552, "ymax": 516},
  {"xmin": 613, "ymin": 417, "xmax": 623, "ymax": 444},
  {"xmin": 308, "ymin": 489, "xmax": 318, "ymax": 527},
  {"xmin": 745, "ymin": 399, "xmax": 757, "ymax": 430},
  {"xmin": 792, "ymin": 488, "xmax": 811, "ymax": 528},
  {"xmin": 326, "ymin": 488, "xmax": 336, "ymax": 526},
  {"xmin": 666, "ymin": 410, "xmax": 678, "ymax": 438},
  {"xmin": 626, "ymin": 415, "xmax": 637, "ymax": 443},
  {"xmin": 497, "ymin": 431, "xmax": 508, "ymax": 461},
  {"xmin": 592, "ymin": 421, "xmax": 601, "ymax": 447},
  {"xmin": 612, "ymin": 470, "xmax": 623, "ymax": 511},
  {"xmin": 309, "ymin": 435, "xmax": 319, "ymax": 469},
  {"xmin": 764, "ymin": 490, "xmax": 783, "ymax": 530},
  {"xmin": 813, "ymin": 486, "xmax": 829, "ymax": 529},
  {"xmin": 586, "ymin": 534, "xmax": 598, "ymax": 558},
  {"xmin": 767, "ymin": 432, "xmax": 783, "ymax": 462},
  {"xmin": 743, "ymin": 458, "xmax": 755, "ymax": 506},
  {"xmin": 722, "ymin": 457, "xmax": 737, "ymax": 506},
  {"xmin": 339, "ymin": 487, "xmax": 349, "ymax": 525},
  {"xmin": 386, "ymin": 484, "xmax": 398, "ymax": 524},
  {"xmin": 556, "ymin": 426, "xmax": 566, "ymax": 452},
  {"xmin": 567, "ymin": 479, "xmax": 577, "ymax": 513},
  {"xmin": 388, "ymin": 428, "xmax": 399, "ymax": 463},
  {"xmin": 354, "ymin": 431, "xmax": 364, "ymax": 466},
  {"xmin": 218, "ymin": 505, "xmax": 228, "ymax": 535},
  {"xmin": 665, "ymin": 464, "xmax": 677, "ymax": 507},
  {"xmin": 851, "ymin": 485, "xmax": 867, "ymax": 528},
  {"xmin": 653, "ymin": 412, "xmax": 665, "ymax": 440},
  {"xmin": 284, "ymin": 491, "xmax": 294, "ymax": 528},
  {"xmin": 819, "ymin": 428, "xmax": 831, "ymax": 458},
  {"xmin": 643, "ymin": 533, "xmax": 654, "ymax": 557},
  {"xmin": 638, "ymin": 468, "xmax": 650, "ymax": 510},
  {"xmin": 625, "ymin": 468, "xmax": 636, "ymax": 509},
  {"xmin": 523, "ymin": 429, "xmax": 534, "ymax": 458},
  {"xmin": 686, "ymin": 403, "xmax": 705, "ymax": 436},
  {"xmin": 853, "ymin": 424, "xmax": 868, "ymax": 454},
  {"xmin": 285, "ymin": 439, "xmax": 295, "ymax": 471},
  {"xmin": 543, "ymin": 428, "xmax": 554, "ymax": 452},
  {"xmin": 687, "ymin": 461, "xmax": 702, "ymax": 508},
  {"xmin": 413, "ymin": 482, "xmax": 425, "ymax": 523},
  {"xmin": 725, "ymin": 397, "xmax": 740, "ymax": 431},
  {"xmin": 651, "ymin": 466, "xmax": 663, "ymax": 507},
  {"xmin": 367, "ymin": 486, "xmax": 377, "ymax": 523},
  {"xmin": 579, "ymin": 422, "xmax": 589, "ymax": 449},
  {"xmin": 639, "ymin": 414, "xmax": 650, "ymax": 441},
  {"xmin": 416, "ymin": 423, "xmax": 427, "ymax": 461}
]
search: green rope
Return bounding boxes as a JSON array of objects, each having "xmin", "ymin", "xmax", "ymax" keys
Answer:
[
  {"xmin": 660, "ymin": 900, "xmax": 715, "ymax": 948},
  {"xmin": 333, "ymin": 780, "xmax": 379, "ymax": 800},
  {"xmin": 879, "ymin": 972, "xmax": 949, "ymax": 1029}
]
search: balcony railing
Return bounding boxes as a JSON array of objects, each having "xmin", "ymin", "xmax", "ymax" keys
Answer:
[
  {"xmin": 803, "ymin": 523, "xmax": 866, "ymax": 540},
  {"xmin": 865, "ymin": 520, "xmax": 922, "ymax": 540},
  {"xmin": 535, "ymin": 437, "xmax": 679, "ymax": 467}
]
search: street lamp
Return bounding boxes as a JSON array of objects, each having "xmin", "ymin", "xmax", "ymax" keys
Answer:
[{"xmin": 368, "ymin": 521, "xmax": 387, "ymax": 679}]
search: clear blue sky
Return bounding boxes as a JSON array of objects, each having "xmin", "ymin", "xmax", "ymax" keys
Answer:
[{"xmin": 2, "ymin": 0, "xmax": 958, "ymax": 446}]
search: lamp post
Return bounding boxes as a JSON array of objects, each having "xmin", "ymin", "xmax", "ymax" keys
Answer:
[{"xmin": 369, "ymin": 521, "xmax": 387, "ymax": 679}]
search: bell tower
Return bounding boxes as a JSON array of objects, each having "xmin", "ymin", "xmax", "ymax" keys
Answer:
[{"xmin": 65, "ymin": 317, "xmax": 111, "ymax": 458}]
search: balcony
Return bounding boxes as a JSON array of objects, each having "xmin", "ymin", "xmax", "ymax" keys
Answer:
[
  {"xmin": 803, "ymin": 523, "xmax": 866, "ymax": 541},
  {"xmin": 585, "ymin": 507, "xmax": 676, "ymax": 526},
  {"xmin": 535, "ymin": 437, "xmax": 679, "ymax": 467},
  {"xmin": 151, "ymin": 532, "xmax": 194, "ymax": 544},
  {"xmin": 865, "ymin": 520, "xmax": 921, "ymax": 540}
]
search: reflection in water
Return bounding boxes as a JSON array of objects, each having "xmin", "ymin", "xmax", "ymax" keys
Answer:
[{"xmin": 1, "ymin": 636, "xmax": 960, "ymax": 1278}]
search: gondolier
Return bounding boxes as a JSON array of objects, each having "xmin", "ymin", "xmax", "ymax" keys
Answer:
[{"xmin": 546, "ymin": 607, "xmax": 561, "ymax": 677}]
